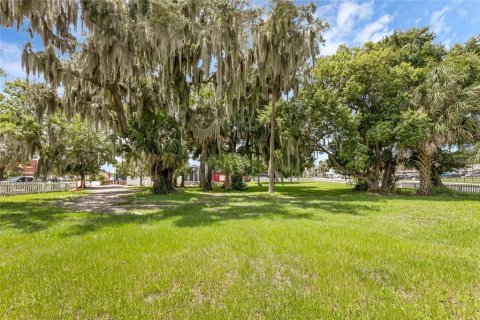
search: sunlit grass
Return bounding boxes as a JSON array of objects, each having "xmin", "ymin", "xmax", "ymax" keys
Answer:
[
  {"xmin": 442, "ymin": 177, "xmax": 480, "ymax": 184},
  {"xmin": 1, "ymin": 183, "xmax": 479, "ymax": 319}
]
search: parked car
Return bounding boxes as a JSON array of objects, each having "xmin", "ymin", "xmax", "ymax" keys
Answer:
[
  {"xmin": 4, "ymin": 176, "xmax": 35, "ymax": 183},
  {"xmin": 441, "ymin": 172, "xmax": 461, "ymax": 178},
  {"xmin": 466, "ymin": 173, "xmax": 480, "ymax": 177}
]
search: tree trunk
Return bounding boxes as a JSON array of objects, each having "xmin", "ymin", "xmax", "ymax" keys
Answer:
[
  {"xmin": 367, "ymin": 180, "xmax": 380, "ymax": 192},
  {"xmin": 80, "ymin": 172, "xmax": 86, "ymax": 190},
  {"xmin": 281, "ymin": 176, "xmax": 284, "ymax": 186},
  {"xmin": 0, "ymin": 166, "xmax": 5, "ymax": 181},
  {"xmin": 110, "ymin": 85, "xmax": 129, "ymax": 136},
  {"xmin": 139, "ymin": 173, "xmax": 144, "ymax": 187},
  {"xmin": 151, "ymin": 162, "xmax": 175, "ymax": 194},
  {"xmin": 268, "ymin": 93, "xmax": 277, "ymax": 193},
  {"xmin": 199, "ymin": 148, "xmax": 206, "ymax": 189},
  {"xmin": 289, "ymin": 176, "xmax": 293, "ymax": 183},
  {"xmin": 418, "ymin": 150, "xmax": 433, "ymax": 196},
  {"xmin": 367, "ymin": 180, "xmax": 381, "ymax": 192},
  {"xmin": 381, "ymin": 160, "xmax": 396, "ymax": 193},
  {"xmin": 224, "ymin": 173, "xmax": 232, "ymax": 191},
  {"xmin": 431, "ymin": 165, "xmax": 445, "ymax": 188},
  {"xmin": 256, "ymin": 153, "xmax": 261, "ymax": 186},
  {"xmin": 203, "ymin": 165, "xmax": 213, "ymax": 191},
  {"xmin": 180, "ymin": 174, "xmax": 185, "ymax": 188}
]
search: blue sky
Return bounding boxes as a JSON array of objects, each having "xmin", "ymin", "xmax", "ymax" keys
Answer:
[{"xmin": 1, "ymin": 0, "xmax": 479, "ymax": 86}]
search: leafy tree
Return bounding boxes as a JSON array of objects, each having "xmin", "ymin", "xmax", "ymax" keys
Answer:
[
  {"xmin": 250, "ymin": 158, "xmax": 267, "ymax": 186},
  {"xmin": 129, "ymin": 110, "xmax": 187, "ymax": 194},
  {"xmin": 0, "ymin": 80, "xmax": 41, "ymax": 180},
  {"xmin": 63, "ymin": 119, "xmax": 112, "ymax": 189},
  {"xmin": 186, "ymin": 86, "xmax": 221, "ymax": 191},
  {"xmin": 174, "ymin": 164, "xmax": 193, "ymax": 188},
  {"xmin": 400, "ymin": 62, "xmax": 480, "ymax": 195},
  {"xmin": 303, "ymin": 29, "xmax": 444, "ymax": 192},
  {"xmin": 212, "ymin": 153, "xmax": 249, "ymax": 191},
  {"xmin": 253, "ymin": 0, "xmax": 326, "ymax": 193}
]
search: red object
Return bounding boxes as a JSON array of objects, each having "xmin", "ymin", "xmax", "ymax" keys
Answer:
[
  {"xmin": 19, "ymin": 159, "xmax": 38, "ymax": 176},
  {"xmin": 212, "ymin": 173, "xmax": 221, "ymax": 182}
]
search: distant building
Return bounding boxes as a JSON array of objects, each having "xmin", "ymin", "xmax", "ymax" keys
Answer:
[{"xmin": 19, "ymin": 159, "xmax": 37, "ymax": 176}]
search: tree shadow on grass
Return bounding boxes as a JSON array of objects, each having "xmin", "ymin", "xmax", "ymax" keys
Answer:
[
  {"xmin": 0, "ymin": 200, "xmax": 72, "ymax": 233},
  {"xmin": 2, "ymin": 183, "xmax": 475, "ymax": 236},
  {"xmin": 62, "ymin": 189, "xmax": 383, "ymax": 236},
  {"xmin": 62, "ymin": 199, "xmax": 320, "ymax": 237}
]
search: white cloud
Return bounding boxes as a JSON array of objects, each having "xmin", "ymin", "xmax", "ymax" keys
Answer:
[
  {"xmin": 320, "ymin": 1, "xmax": 393, "ymax": 56},
  {"xmin": 430, "ymin": 5, "xmax": 451, "ymax": 35},
  {"xmin": 0, "ymin": 41, "xmax": 26, "ymax": 79},
  {"xmin": 355, "ymin": 14, "xmax": 392, "ymax": 43},
  {"xmin": 333, "ymin": 1, "xmax": 373, "ymax": 39}
]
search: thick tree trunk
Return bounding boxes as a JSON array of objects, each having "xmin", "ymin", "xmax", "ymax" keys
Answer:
[
  {"xmin": 151, "ymin": 162, "xmax": 175, "ymax": 194},
  {"xmin": 381, "ymin": 160, "xmax": 396, "ymax": 192},
  {"xmin": 139, "ymin": 173, "xmax": 144, "ymax": 187},
  {"xmin": 418, "ymin": 150, "xmax": 433, "ymax": 196},
  {"xmin": 180, "ymin": 174, "xmax": 185, "ymax": 188},
  {"xmin": 281, "ymin": 176, "xmax": 284, "ymax": 186},
  {"xmin": 367, "ymin": 180, "xmax": 381, "ymax": 192},
  {"xmin": 268, "ymin": 94, "xmax": 277, "ymax": 193},
  {"xmin": 0, "ymin": 166, "xmax": 5, "ymax": 181}
]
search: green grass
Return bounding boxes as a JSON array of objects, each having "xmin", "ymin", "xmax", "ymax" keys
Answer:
[
  {"xmin": 442, "ymin": 177, "xmax": 480, "ymax": 184},
  {"xmin": 1, "ymin": 183, "xmax": 479, "ymax": 319}
]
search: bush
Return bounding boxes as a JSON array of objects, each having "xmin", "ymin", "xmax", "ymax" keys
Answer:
[
  {"xmin": 231, "ymin": 174, "xmax": 247, "ymax": 190},
  {"xmin": 353, "ymin": 181, "xmax": 368, "ymax": 191}
]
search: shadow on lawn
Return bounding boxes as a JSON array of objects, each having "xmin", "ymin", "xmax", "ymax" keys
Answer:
[
  {"xmin": 0, "ymin": 200, "xmax": 70, "ymax": 233},
  {"xmin": 1, "ymin": 183, "xmax": 476, "ymax": 236},
  {"xmin": 62, "ymin": 189, "xmax": 381, "ymax": 236},
  {"xmin": 62, "ymin": 200, "xmax": 318, "ymax": 236}
]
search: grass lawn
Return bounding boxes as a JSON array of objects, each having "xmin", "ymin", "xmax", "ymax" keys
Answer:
[
  {"xmin": 1, "ymin": 183, "xmax": 479, "ymax": 319},
  {"xmin": 442, "ymin": 177, "xmax": 480, "ymax": 184}
]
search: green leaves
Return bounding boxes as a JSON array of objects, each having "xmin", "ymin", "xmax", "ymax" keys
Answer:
[{"xmin": 394, "ymin": 110, "xmax": 431, "ymax": 148}]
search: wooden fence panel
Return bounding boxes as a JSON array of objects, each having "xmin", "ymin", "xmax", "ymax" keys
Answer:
[{"xmin": 0, "ymin": 182, "xmax": 77, "ymax": 197}]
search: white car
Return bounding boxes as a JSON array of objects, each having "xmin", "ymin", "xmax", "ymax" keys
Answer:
[{"xmin": 4, "ymin": 176, "xmax": 35, "ymax": 183}]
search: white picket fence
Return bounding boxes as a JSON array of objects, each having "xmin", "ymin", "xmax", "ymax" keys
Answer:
[
  {"xmin": 0, "ymin": 181, "xmax": 77, "ymax": 197},
  {"xmin": 398, "ymin": 181, "xmax": 480, "ymax": 194}
]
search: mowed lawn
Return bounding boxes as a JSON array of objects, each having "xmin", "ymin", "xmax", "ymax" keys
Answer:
[{"xmin": 1, "ymin": 183, "xmax": 479, "ymax": 319}]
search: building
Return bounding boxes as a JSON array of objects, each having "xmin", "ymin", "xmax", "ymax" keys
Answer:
[{"xmin": 19, "ymin": 159, "xmax": 38, "ymax": 176}]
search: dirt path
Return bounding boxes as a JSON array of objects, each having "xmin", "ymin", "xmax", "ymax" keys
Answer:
[{"xmin": 60, "ymin": 186, "xmax": 138, "ymax": 214}]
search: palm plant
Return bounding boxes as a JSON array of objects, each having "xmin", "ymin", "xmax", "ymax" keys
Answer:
[
  {"xmin": 129, "ymin": 110, "xmax": 187, "ymax": 194},
  {"xmin": 412, "ymin": 66, "xmax": 480, "ymax": 195},
  {"xmin": 213, "ymin": 153, "xmax": 248, "ymax": 191}
]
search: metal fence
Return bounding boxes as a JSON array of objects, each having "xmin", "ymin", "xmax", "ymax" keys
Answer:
[
  {"xmin": 398, "ymin": 181, "xmax": 480, "ymax": 194},
  {"xmin": 0, "ymin": 182, "xmax": 77, "ymax": 197}
]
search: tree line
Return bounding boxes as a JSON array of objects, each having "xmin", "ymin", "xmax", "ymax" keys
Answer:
[{"xmin": 0, "ymin": 0, "xmax": 479, "ymax": 195}]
